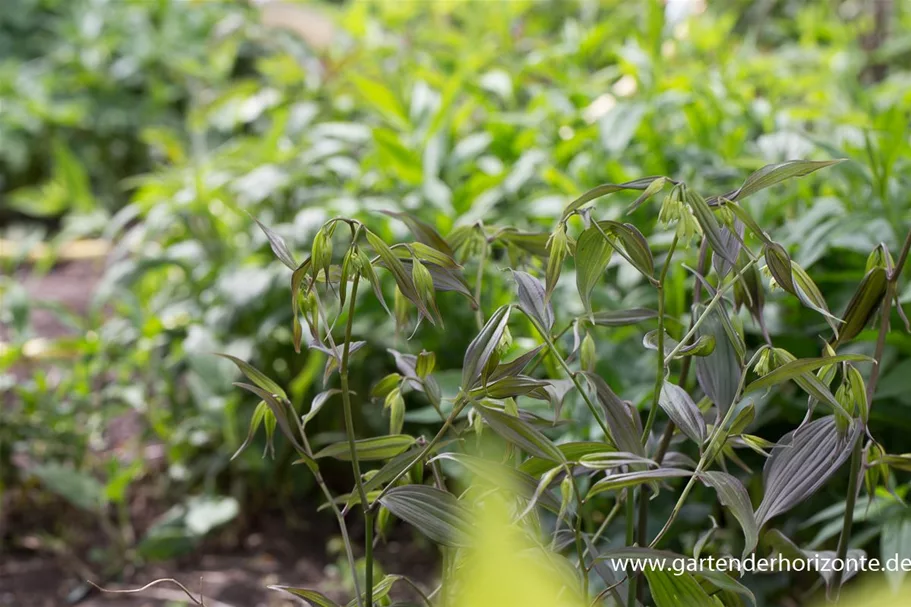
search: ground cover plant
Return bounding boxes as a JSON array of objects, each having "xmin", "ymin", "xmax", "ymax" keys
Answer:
[{"xmin": 3, "ymin": 1, "xmax": 911, "ymax": 605}]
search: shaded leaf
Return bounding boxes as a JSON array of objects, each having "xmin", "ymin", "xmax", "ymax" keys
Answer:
[
  {"xmin": 719, "ymin": 159, "xmax": 843, "ymax": 202},
  {"xmin": 314, "ymin": 435, "xmax": 415, "ymax": 461},
  {"xmin": 475, "ymin": 405, "xmax": 565, "ymax": 462},
  {"xmin": 659, "ymin": 382, "xmax": 707, "ymax": 445},
  {"xmin": 218, "ymin": 354, "xmax": 286, "ymax": 399},
  {"xmin": 694, "ymin": 305, "xmax": 742, "ymax": 417},
  {"xmin": 699, "ymin": 471, "xmax": 758, "ymax": 558},
  {"xmin": 582, "ymin": 372, "xmax": 643, "ymax": 455},
  {"xmin": 520, "ymin": 441, "xmax": 613, "ymax": 477},
  {"xmin": 755, "ymin": 416, "xmax": 861, "ymax": 527},
  {"xmin": 575, "ymin": 226, "xmax": 613, "ymax": 317},
  {"xmin": 462, "ymin": 305, "xmax": 511, "ymax": 389},
  {"xmin": 269, "ymin": 586, "xmax": 340, "ymax": 607},
  {"xmin": 834, "ymin": 266, "xmax": 888, "ymax": 347},
  {"xmin": 382, "ymin": 210, "xmax": 454, "ymax": 257},
  {"xmin": 378, "ymin": 485, "xmax": 471, "ymax": 547},
  {"xmin": 686, "ymin": 188, "xmax": 736, "ymax": 264},
  {"xmin": 234, "ymin": 382, "xmax": 303, "ymax": 453},
  {"xmin": 590, "ymin": 307, "xmax": 658, "ymax": 326},
  {"xmin": 578, "ymin": 452, "xmax": 659, "ymax": 470},
  {"xmin": 513, "ymin": 271, "xmax": 554, "ymax": 332},
  {"xmin": 561, "ymin": 176, "xmax": 666, "ymax": 220},
  {"xmin": 587, "ymin": 468, "xmax": 692, "ymax": 498},
  {"xmin": 253, "ymin": 217, "xmax": 297, "ymax": 270}
]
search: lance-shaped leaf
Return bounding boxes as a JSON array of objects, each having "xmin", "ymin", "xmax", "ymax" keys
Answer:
[
  {"xmin": 578, "ymin": 452, "xmax": 659, "ymax": 470},
  {"xmin": 233, "ymin": 382, "xmax": 303, "ymax": 453},
  {"xmin": 269, "ymin": 586, "xmax": 340, "ymax": 607},
  {"xmin": 575, "ymin": 226, "xmax": 613, "ymax": 317},
  {"xmin": 407, "ymin": 242, "xmax": 461, "ymax": 269},
  {"xmin": 561, "ymin": 176, "xmax": 666, "ymax": 220},
  {"xmin": 716, "ymin": 159, "xmax": 843, "ymax": 202},
  {"xmin": 475, "ymin": 405, "xmax": 564, "ymax": 462},
  {"xmin": 314, "ymin": 435, "xmax": 415, "ymax": 461},
  {"xmin": 366, "ymin": 230, "xmax": 434, "ymax": 324},
  {"xmin": 685, "ymin": 188, "xmax": 736, "ymax": 264},
  {"xmin": 625, "ymin": 175, "xmax": 668, "ymax": 214},
  {"xmin": 596, "ymin": 220, "xmax": 655, "ymax": 278},
  {"xmin": 743, "ymin": 354, "xmax": 871, "ymax": 417},
  {"xmin": 659, "ymin": 382, "xmax": 707, "ymax": 445},
  {"xmin": 378, "ymin": 485, "xmax": 472, "ymax": 547},
  {"xmin": 586, "ymin": 468, "xmax": 692, "ymax": 499},
  {"xmin": 498, "ymin": 229, "xmax": 551, "ymax": 257},
  {"xmin": 792, "ymin": 262, "xmax": 841, "ymax": 332},
  {"xmin": 590, "ymin": 307, "xmax": 658, "ymax": 326},
  {"xmin": 520, "ymin": 441, "xmax": 613, "ymax": 476},
  {"xmin": 694, "ymin": 305, "xmax": 742, "ymax": 417},
  {"xmin": 755, "ymin": 416, "xmax": 861, "ymax": 527},
  {"xmin": 834, "ymin": 266, "xmax": 888, "ymax": 347},
  {"xmin": 303, "ymin": 389, "xmax": 341, "ymax": 426},
  {"xmin": 218, "ymin": 354, "xmax": 287, "ymax": 399},
  {"xmin": 596, "ymin": 547, "xmax": 756, "ymax": 606},
  {"xmin": 473, "ymin": 376, "xmax": 551, "ymax": 400},
  {"xmin": 232, "ymin": 400, "xmax": 269, "ymax": 461},
  {"xmin": 513, "ymin": 270, "xmax": 554, "ymax": 332},
  {"xmin": 488, "ymin": 345, "xmax": 545, "ymax": 383},
  {"xmin": 726, "ymin": 201, "xmax": 771, "ymax": 245},
  {"xmin": 582, "ymin": 372, "xmax": 643, "ymax": 455},
  {"xmin": 699, "ymin": 471, "xmax": 758, "ymax": 558},
  {"xmin": 291, "ymin": 258, "xmax": 312, "ymax": 352},
  {"xmin": 645, "ymin": 568, "xmax": 715, "ymax": 607},
  {"xmin": 462, "ymin": 305, "xmax": 511, "ymax": 389},
  {"xmin": 712, "ymin": 219, "xmax": 744, "ymax": 279},
  {"xmin": 253, "ymin": 217, "xmax": 297, "ymax": 270},
  {"xmin": 381, "ymin": 210, "xmax": 454, "ymax": 257}
]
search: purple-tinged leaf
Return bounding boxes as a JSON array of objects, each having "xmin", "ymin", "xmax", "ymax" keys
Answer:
[
  {"xmin": 659, "ymin": 382, "xmax": 707, "ymax": 445},
  {"xmin": 513, "ymin": 270, "xmax": 554, "ymax": 332}
]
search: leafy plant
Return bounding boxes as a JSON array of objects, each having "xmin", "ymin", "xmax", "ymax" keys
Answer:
[{"xmin": 216, "ymin": 159, "xmax": 911, "ymax": 606}]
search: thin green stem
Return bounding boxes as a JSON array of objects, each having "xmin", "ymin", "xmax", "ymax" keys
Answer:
[
  {"xmin": 533, "ymin": 320, "xmax": 613, "ymax": 442},
  {"xmin": 474, "ymin": 233, "xmax": 488, "ymax": 330},
  {"xmin": 828, "ymin": 435, "xmax": 862, "ymax": 601},
  {"xmin": 338, "ymin": 274, "xmax": 372, "ymax": 607},
  {"xmin": 641, "ymin": 234, "xmax": 678, "ymax": 441},
  {"xmin": 663, "ymin": 256, "xmax": 760, "ymax": 362}
]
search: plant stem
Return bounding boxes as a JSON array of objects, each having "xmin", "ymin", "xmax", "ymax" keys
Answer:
[
  {"xmin": 663, "ymin": 256, "xmax": 759, "ymax": 361},
  {"xmin": 532, "ymin": 320, "xmax": 613, "ymax": 442},
  {"xmin": 830, "ymin": 228, "xmax": 910, "ymax": 599},
  {"xmin": 338, "ymin": 274, "xmax": 372, "ymax": 607},
  {"xmin": 828, "ymin": 434, "xmax": 862, "ymax": 601},
  {"xmin": 642, "ymin": 234, "xmax": 678, "ymax": 441},
  {"xmin": 474, "ymin": 232, "xmax": 488, "ymax": 330}
]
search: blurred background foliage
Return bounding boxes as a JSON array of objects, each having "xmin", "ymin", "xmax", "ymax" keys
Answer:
[{"xmin": 2, "ymin": 0, "xmax": 911, "ymax": 601}]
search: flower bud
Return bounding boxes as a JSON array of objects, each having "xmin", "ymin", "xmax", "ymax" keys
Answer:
[
  {"xmin": 580, "ymin": 332, "xmax": 596, "ymax": 372},
  {"xmin": 416, "ymin": 350, "xmax": 436, "ymax": 378},
  {"xmin": 311, "ymin": 227, "xmax": 333, "ymax": 279}
]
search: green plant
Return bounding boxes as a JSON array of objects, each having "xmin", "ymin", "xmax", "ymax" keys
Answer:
[{"xmin": 207, "ymin": 158, "xmax": 911, "ymax": 606}]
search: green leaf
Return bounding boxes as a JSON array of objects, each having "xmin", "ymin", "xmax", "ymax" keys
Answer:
[
  {"xmin": 475, "ymin": 404, "xmax": 565, "ymax": 462},
  {"xmin": 382, "ymin": 211, "xmax": 455, "ymax": 257},
  {"xmin": 269, "ymin": 586, "xmax": 340, "ymax": 607},
  {"xmin": 252, "ymin": 216, "xmax": 297, "ymax": 270},
  {"xmin": 575, "ymin": 226, "xmax": 613, "ymax": 317},
  {"xmin": 698, "ymin": 471, "xmax": 758, "ymax": 558},
  {"xmin": 764, "ymin": 242, "xmax": 795, "ymax": 293},
  {"xmin": 694, "ymin": 305, "xmax": 742, "ymax": 417},
  {"xmin": 462, "ymin": 305, "xmax": 511, "ymax": 389},
  {"xmin": 561, "ymin": 176, "xmax": 666, "ymax": 220},
  {"xmin": 520, "ymin": 441, "xmax": 613, "ymax": 476},
  {"xmin": 721, "ymin": 159, "xmax": 844, "ymax": 202},
  {"xmin": 378, "ymin": 485, "xmax": 471, "ymax": 547},
  {"xmin": 217, "ymin": 353, "xmax": 286, "ymax": 399},
  {"xmin": 659, "ymin": 382, "xmax": 707, "ymax": 445},
  {"xmin": 314, "ymin": 435, "xmax": 416, "ymax": 461},
  {"xmin": 586, "ymin": 468, "xmax": 692, "ymax": 499},
  {"xmin": 513, "ymin": 270, "xmax": 554, "ymax": 332},
  {"xmin": 578, "ymin": 452, "xmax": 658, "ymax": 470},
  {"xmin": 303, "ymin": 389, "xmax": 341, "ymax": 427},
  {"xmin": 685, "ymin": 187, "xmax": 736, "ymax": 264},
  {"xmin": 882, "ymin": 513, "xmax": 911, "ymax": 592},
  {"xmin": 755, "ymin": 416, "xmax": 860, "ymax": 527},
  {"xmin": 582, "ymin": 372, "xmax": 643, "ymax": 455},
  {"xmin": 366, "ymin": 230, "xmax": 434, "ymax": 324},
  {"xmin": 644, "ymin": 567, "xmax": 717, "ymax": 607},
  {"xmin": 233, "ymin": 382, "xmax": 304, "ymax": 453},
  {"xmin": 231, "ymin": 400, "xmax": 269, "ymax": 461},
  {"xmin": 596, "ymin": 220, "xmax": 655, "ymax": 278},
  {"xmin": 29, "ymin": 463, "xmax": 104, "ymax": 513},
  {"xmin": 590, "ymin": 307, "xmax": 658, "ymax": 326},
  {"xmin": 744, "ymin": 354, "xmax": 871, "ymax": 416}
]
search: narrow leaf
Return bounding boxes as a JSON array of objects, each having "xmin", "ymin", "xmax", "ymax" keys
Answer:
[
  {"xmin": 462, "ymin": 305, "xmax": 511, "ymax": 389},
  {"xmin": 513, "ymin": 270, "xmax": 554, "ymax": 332},
  {"xmin": 561, "ymin": 176, "xmax": 666, "ymax": 220},
  {"xmin": 586, "ymin": 468, "xmax": 692, "ymax": 498},
  {"xmin": 686, "ymin": 188, "xmax": 736, "ymax": 264},
  {"xmin": 314, "ymin": 435, "xmax": 415, "ymax": 461},
  {"xmin": 218, "ymin": 354, "xmax": 286, "ymax": 399},
  {"xmin": 590, "ymin": 308, "xmax": 658, "ymax": 326},
  {"xmin": 699, "ymin": 471, "xmax": 758, "ymax": 558},
  {"xmin": 575, "ymin": 226, "xmax": 613, "ymax": 317},
  {"xmin": 253, "ymin": 217, "xmax": 297, "ymax": 270},
  {"xmin": 378, "ymin": 485, "xmax": 471, "ymax": 547},
  {"xmin": 834, "ymin": 266, "xmax": 888, "ymax": 347},
  {"xmin": 476, "ymin": 405, "xmax": 565, "ymax": 463},
  {"xmin": 659, "ymin": 382, "xmax": 707, "ymax": 445},
  {"xmin": 269, "ymin": 586, "xmax": 340, "ymax": 607},
  {"xmin": 721, "ymin": 159, "xmax": 844, "ymax": 202},
  {"xmin": 582, "ymin": 372, "xmax": 643, "ymax": 455}
]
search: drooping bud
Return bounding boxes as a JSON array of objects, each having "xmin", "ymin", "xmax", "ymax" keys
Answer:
[
  {"xmin": 580, "ymin": 332, "xmax": 596, "ymax": 372},
  {"xmin": 866, "ymin": 244, "xmax": 893, "ymax": 273},
  {"xmin": 385, "ymin": 387, "xmax": 405, "ymax": 435},
  {"xmin": 658, "ymin": 184, "xmax": 684, "ymax": 225},
  {"xmin": 411, "ymin": 257, "xmax": 439, "ymax": 324},
  {"xmin": 845, "ymin": 364, "xmax": 868, "ymax": 423},
  {"xmin": 546, "ymin": 223, "xmax": 570, "ymax": 299},
  {"xmin": 416, "ymin": 350, "xmax": 436, "ymax": 378},
  {"xmin": 311, "ymin": 227, "xmax": 333, "ymax": 280}
]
